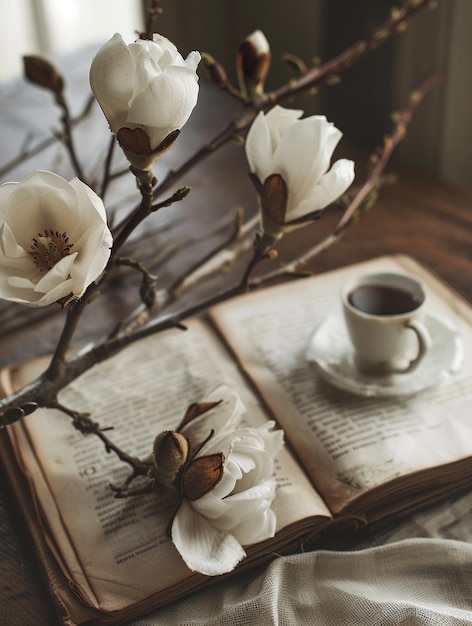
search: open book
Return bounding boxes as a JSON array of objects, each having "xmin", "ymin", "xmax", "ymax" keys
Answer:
[{"xmin": 2, "ymin": 254, "xmax": 472, "ymax": 625}]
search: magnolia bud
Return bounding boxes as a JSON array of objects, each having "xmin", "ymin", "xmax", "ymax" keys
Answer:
[
  {"xmin": 236, "ymin": 30, "xmax": 271, "ymax": 97},
  {"xmin": 151, "ymin": 431, "xmax": 189, "ymax": 485},
  {"xmin": 23, "ymin": 55, "xmax": 64, "ymax": 95},
  {"xmin": 201, "ymin": 52, "xmax": 229, "ymax": 90},
  {"xmin": 90, "ymin": 33, "xmax": 199, "ymax": 168}
]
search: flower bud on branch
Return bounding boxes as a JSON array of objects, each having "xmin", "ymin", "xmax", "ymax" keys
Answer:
[
  {"xmin": 236, "ymin": 30, "xmax": 272, "ymax": 98},
  {"xmin": 150, "ymin": 431, "xmax": 189, "ymax": 485},
  {"xmin": 90, "ymin": 33, "xmax": 201, "ymax": 170},
  {"xmin": 245, "ymin": 106, "xmax": 355, "ymax": 240},
  {"xmin": 23, "ymin": 55, "xmax": 64, "ymax": 97}
]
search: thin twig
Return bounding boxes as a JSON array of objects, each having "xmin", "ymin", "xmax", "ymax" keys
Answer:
[
  {"xmin": 149, "ymin": 0, "xmax": 437, "ymax": 202},
  {"xmin": 168, "ymin": 209, "xmax": 246, "ymax": 294},
  {"xmin": 56, "ymin": 92, "xmax": 87, "ymax": 181},
  {"xmin": 54, "ymin": 401, "xmax": 147, "ymax": 471},
  {"xmin": 110, "ymin": 179, "xmax": 155, "ymax": 257},
  {"xmin": 0, "ymin": 94, "xmax": 95, "ymax": 180},
  {"xmin": 100, "ymin": 135, "xmax": 117, "ymax": 198},
  {"xmin": 142, "ymin": 0, "xmax": 163, "ymax": 40},
  {"xmin": 44, "ymin": 285, "xmax": 97, "ymax": 381},
  {"xmin": 272, "ymin": 0, "xmax": 438, "ymax": 104}
]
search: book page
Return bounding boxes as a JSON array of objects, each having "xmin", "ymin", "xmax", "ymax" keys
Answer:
[
  {"xmin": 210, "ymin": 255, "xmax": 472, "ymax": 514},
  {"xmin": 3, "ymin": 318, "xmax": 330, "ymax": 615}
]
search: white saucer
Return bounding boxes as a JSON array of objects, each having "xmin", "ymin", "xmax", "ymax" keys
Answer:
[{"xmin": 305, "ymin": 311, "xmax": 464, "ymax": 398}]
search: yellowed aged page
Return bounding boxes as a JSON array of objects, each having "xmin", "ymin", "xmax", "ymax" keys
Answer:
[
  {"xmin": 210, "ymin": 255, "xmax": 472, "ymax": 515},
  {"xmin": 3, "ymin": 318, "xmax": 329, "ymax": 617}
]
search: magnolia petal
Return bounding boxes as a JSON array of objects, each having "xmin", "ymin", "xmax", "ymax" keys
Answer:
[
  {"xmin": 245, "ymin": 107, "xmax": 303, "ymax": 184},
  {"xmin": 225, "ymin": 478, "xmax": 277, "ymax": 505},
  {"xmin": 172, "ymin": 500, "xmax": 246, "ymax": 575},
  {"xmin": 273, "ymin": 116, "xmax": 342, "ymax": 210},
  {"xmin": 76, "ymin": 248, "xmax": 110, "ymax": 288},
  {"xmin": 149, "ymin": 34, "xmax": 200, "ymax": 72},
  {"xmin": 245, "ymin": 111, "xmax": 274, "ymax": 182},
  {"xmin": 24, "ymin": 169, "xmax": 81, "ymax": 207},
  {"xmin": 230, "ymin": 457, "xmax": 269, "ymax": 493},
  {"xmin": 264, "ymin": 105, "xmax": 304, "ymax": 149},
  {"xmin": 128, "ymin": 37, "xmax": 193, "ymax": 92},
  {"xmin": 289, "ymin": 158, "xmax": 355, "ymax": 221},
  {"xmin": 32, "ymin": 280, "xmax": 75, "ymax": 307},
  {"xmin": 0, "ymin": 282, "xmax": 39, "ymax": 306},
  {"xmin": 4, "ymin": 172, "xmax": 80, "ymax": 248},
  {"xmin": 129, "ymin": 67, "xmax": 199, "ymax": 135},
  {"xmin": 232, "ymin": 507, "xmax": 277, "ymax": 545},
  {"xmin": 5, "ymin": 274, "xmax": 74, "ymax": 307},
  {"xmin": 69, "ymin": 177, "xmax": 109, "ymax": 224},
  {"xmin": 208, "ymin": 456, "xmax": 241, "ymax": 496},
  {"xmin": 241, "ymin": 421, "xmax": 284, "ymax": 455},
  {"xmin": 5, "ymin": 253, "xmax": 76, "ymax": 297},
  {"xmin": 0, "ymin": 180, "xmax": 18, "ymax": 204},
  {"xmin": 0, "ymin": 223, "xmax": 32, "ymax": 268},
  {"xmin": 7, "ymin": 275, "xmax": 38, "ymax": 290},
  {"xmin": 127, "ymin": 39, "xmax": 168, "ymax": 94},
  {"xmin": 152, "ymin": 33, "xmax": 179, "ymax": 56},
  {"xmin": 34, "ymin": 252, "xmax": 78, "ymax": 292},
  {"xmin": 183, "ymin": 49, "xmax": 202, "ymax": 72},
  {"xmin": 205, "ymin": 480, "xmax": 276, "ymax": 526},
  {"xmin": 228, "ymin": 451, "xmax": 257, "ymax": 475},
  {"xmin": 190, "ymin": 489, "xmax": 229, "ymax": 520},
  {"xmin": 260, "ymin": 422, "xmax": 285, "ymax": 457},
  {"xmin": 89, "ymin": 33, "xmax": 135, "ymax": 132},
  {"xmin": 193, "ymin": 481, "xmax": 276, "ymax": 540},
  {"xmin": 37, "ymin": 280, "xmax": 75, "ymax": 306},
  {"xmin": 71, "ymin": 232, "xmax": 111, "ymax": 296}
]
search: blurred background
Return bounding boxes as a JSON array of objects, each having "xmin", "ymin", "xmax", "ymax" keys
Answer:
[{"xmin": 0, "ymin": 0, "xmax": 470, "ymax": 190}]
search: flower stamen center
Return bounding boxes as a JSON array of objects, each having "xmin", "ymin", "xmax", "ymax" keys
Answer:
[{"xmin": 30, "ymin": 230, "xmax": 73, "ymax": 272}]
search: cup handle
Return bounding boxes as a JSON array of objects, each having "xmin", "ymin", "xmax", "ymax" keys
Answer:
[{"xmin": 391, "ymin": 320, "xmax": 432, "ymax": 374}]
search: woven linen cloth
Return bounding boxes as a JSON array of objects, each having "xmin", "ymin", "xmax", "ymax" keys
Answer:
[{"xmin": 130, "ymin": 489, "xmax": 472, "ymax": 626}]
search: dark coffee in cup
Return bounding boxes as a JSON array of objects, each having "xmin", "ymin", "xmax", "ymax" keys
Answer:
[
  {"xmin": 348, "ymin": 285, "xmax": 421, "ymax": 316},
  {"xmin": 342, "ymin": 272, "xmax": 431, "ymax": 374}
]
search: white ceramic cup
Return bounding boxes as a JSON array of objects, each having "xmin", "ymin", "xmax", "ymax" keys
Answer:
[{"xmin": 341, "ymin": 271, "xmax": 432, "ymax": 375}]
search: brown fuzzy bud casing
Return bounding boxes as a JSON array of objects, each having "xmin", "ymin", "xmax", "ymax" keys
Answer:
[
  {"xmin": 151, "ymin": 431, "xmax": 189, "ymax": 485},
  {"xmin": 23, "ymin": 55, "xmax": 64, "ymax": 95},
  {"xmin": 118, "ymin": 128, "xmax": 180, "ymax": 172},
  {"xmin": 236, "ymin": 30, "xmax": 271, "ymax": 97},
  {"xmin": 182, "ymin": 453, "xmax": 225, "ymax": 501}
]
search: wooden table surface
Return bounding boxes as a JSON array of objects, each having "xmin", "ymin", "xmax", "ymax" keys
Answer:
[{"xmin": 1, "ymin": 50, "xmax": 472, "ymax": 626}]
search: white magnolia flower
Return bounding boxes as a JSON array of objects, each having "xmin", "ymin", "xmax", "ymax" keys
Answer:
[
  {"xmin": 172, "ymin": 386, "xmax": 284, "ymax": 575},
  {"xmin": 90, "ymin": 33, "xmax": 200, "ymax": 161},
  {"xmin": 245, "ymin": 105, "xmax": 355, "ymax": 237},
  {"xmin": 0, "ymin": 171, "xmax": 112, "ymax": 307}
]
